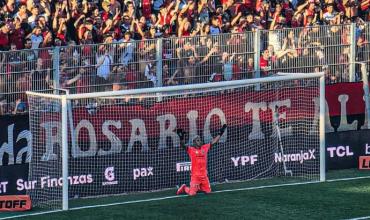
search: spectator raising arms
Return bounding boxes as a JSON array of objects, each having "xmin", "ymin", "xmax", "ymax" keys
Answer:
[{"xmin": 0, "ymin": 0, "xmax": 367, "ymax": 50}]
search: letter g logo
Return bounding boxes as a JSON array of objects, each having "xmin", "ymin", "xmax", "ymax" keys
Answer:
[{"xmin": 104, "ymin": 167, "xmax": 115, "ymax": 182}]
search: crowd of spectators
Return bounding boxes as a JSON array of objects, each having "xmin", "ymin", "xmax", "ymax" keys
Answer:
[
  {"xmin": 0, "ymin": 0, "xmax": 370, "ymax": 115},
  {"xmin": 0, "ymin": 0, "xmax": 369, "ymax": 50}
]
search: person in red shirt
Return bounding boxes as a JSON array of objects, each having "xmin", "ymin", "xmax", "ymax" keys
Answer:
[
  {"xmin": 260, "ymin": 49, "xmax": 270, "ymax": 77},
  {"xmin": 142, "ymin": 0, "xmax": 152, "ymax": 19},
  {"xmin": 0, "ymin": 23, "xmax": 10, "ymax": 51},
  {"xmin": 176, "ymin": 124, "xmax": 227, "ymax": 196},
  {"xmin": 10, "ymin": 18, "xmax": 25, "ymax": 50}
]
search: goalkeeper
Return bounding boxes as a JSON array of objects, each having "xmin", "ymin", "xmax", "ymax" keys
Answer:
[{"xmin": 176, "ymin": 124, "xmax": 227, "ymax": 196}]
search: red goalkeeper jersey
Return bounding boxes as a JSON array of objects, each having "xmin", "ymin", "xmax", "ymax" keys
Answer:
[{"xmin": 187, "ymin": 143, "xmax": 211, "ymax": 177}]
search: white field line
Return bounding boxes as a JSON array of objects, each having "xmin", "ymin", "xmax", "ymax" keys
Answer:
[
  {"xmin": 1, "ymin": 175, "xmax": 370, "ymax": 220},
  {"xmin": 342, "ymin": 216, "xmax": 370, "ymax": 220}
]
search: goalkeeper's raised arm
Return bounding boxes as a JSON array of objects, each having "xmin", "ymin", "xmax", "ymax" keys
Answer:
[
  {"xmin": 210, "ymin": 124, "xmax": 227, "ymax": 146},
  {"xmin": 176, "ymin": 129, "xmax": 187, "ymax": 150},
  {"xmin": 176, "ymin": 124, "xmax": 228, "ymax": 150}
]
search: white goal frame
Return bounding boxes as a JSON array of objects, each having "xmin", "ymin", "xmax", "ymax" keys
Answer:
[{"xmin": 26, "ymin": 72, "xmax": 326, "ymax": 211}]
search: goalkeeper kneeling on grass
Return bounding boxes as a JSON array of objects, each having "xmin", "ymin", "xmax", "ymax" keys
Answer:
[{"xmin": 176, "ymin": 124, "xmax": 227, "ymax": 196}]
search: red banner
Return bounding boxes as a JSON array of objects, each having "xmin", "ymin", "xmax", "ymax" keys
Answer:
[
  {"xmin": 38, "ymin": 83, "xmax": 368, "ymax": 142},
  {"xmin": 359, "ymin": 156, "xmax": 370, "ymax": 170},
  {"xmin": 326, "ymin": 82, "xmax": 365, "ymax": 116},
  {"xmin": 65, "ymin": 88, "xmax": 318, "ymax": 141},
  {"xmin": 0, "ymin": 195, "xmax": 31, "ymax": 211}
]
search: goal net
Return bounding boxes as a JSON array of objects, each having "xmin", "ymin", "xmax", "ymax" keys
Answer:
[{"xmin": 26, "ymin": 73, "xmax": 325, "ymax": 211}]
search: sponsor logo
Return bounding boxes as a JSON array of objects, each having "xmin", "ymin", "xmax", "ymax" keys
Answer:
[
  {"xmin": 275, "ymin": 149, "xmax": 316, "ymax": 164},
  {"xmin": 231, "ymin": 155, "xmax": 258, "ymax": 167},
  {"xmin": 0, "ymin": 182, "xmax": 8, "ymax": 194},
  {"xmin": 102, "ymin": 167, "xmax": 118, "ymax": 186},
  {"xmin": 327, "ymin": 146, "xmax": 354, "ymax": 158},
  {"xmin": 40, "ymin": 175, "xmax": 93, "ymax": 189},
  {"xmin": 359, "ymin": 156, "xmax": 370, "ymax": 169},
  {"xmin": 0, "ymin": 195, "xmax": 31, "ymax": 211},
  {"xmin": 365, "ymin": 143, "xmax": 370, "ymax": 155},
  {"xmin": 0, "ymin": 124, "xmax": 31, "ymax": 166},
  {"xmin": 105, "ymin": 167, "xmax": 115, "ymax": 181},
  {"xmin": 133, "ymin": 167, "xmax": 153, "ymax": 180},
  {"xmin": 176, "ymin": 162, "xmax": 191, "ymax": 172},
  {"xmin": 13, "ymin": 175, "xmax": 94, "ymax": 191}
]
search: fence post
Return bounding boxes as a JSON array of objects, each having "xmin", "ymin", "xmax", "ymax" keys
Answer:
[
  {"xmin": 349, "ymin": 23, "xmax": 356, "ymax": 82},
  {"xmin": 254, "ymin": 29, "xmax": 261, "ymax": 79},
  {"xmin": 53, "ymin": 46, "xmax": 60, "ymax": 94},
  {"xmin": 156, "ymin": 38, "xmax": 163, "ymax": 87},
  {"xmin": 254, "ymin": 30, "xmax": 261, "ymax": 91}
]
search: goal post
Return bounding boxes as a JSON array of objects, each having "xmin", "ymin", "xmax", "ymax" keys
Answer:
[
  {"xmin": 61, "ymin": 95, "xmax": 69, "ymax": 211},
  {"xmin": 320, "ymin": 75, "xmax": 325, "ymax": 182},
  {"xmin": 26, "ymin": 72, "xmax": 326, "ymax": 211}
]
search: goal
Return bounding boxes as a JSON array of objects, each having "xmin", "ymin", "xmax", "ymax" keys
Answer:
[{"xmin": 26, "ymin": 72, "xmax": 326, "ymax": 211}]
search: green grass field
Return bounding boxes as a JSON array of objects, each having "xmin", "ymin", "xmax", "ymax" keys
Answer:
[{"xmin": 1, "ymin": 169, "xmax": 370, "ymax": 220}]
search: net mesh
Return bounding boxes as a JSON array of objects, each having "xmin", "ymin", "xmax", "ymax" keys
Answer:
[
  {"xmin": 27, "ymin": 96, "xmax": 63, "ymax": 209},
  {"xmin": 27, "ymin": 77, "xmax": 321, "ymax": 210}
]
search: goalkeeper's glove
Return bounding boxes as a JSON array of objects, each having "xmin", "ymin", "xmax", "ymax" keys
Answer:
[
  {"xmin": 176, "ymin": 129, "xmax": 185, "ymax": 141},
  {"xmin": 218, "ymin": 124, "xmax": 227, "ymax": 136}
]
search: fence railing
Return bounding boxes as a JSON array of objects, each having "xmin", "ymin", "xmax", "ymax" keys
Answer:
[
  {"xmin": 0, "ymin": 23, "xmax": 369, "ymax": 115},
  {"xmin": 260, "ymin": 24, "xmax": 353, "ymax": 83}
]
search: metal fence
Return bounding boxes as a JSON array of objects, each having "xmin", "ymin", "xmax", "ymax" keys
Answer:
[
  {"xmin": 261, "ymin": 24, "xmax": 352, "ymax": 83},
  {"xmin": 57, "ymin": 39, "xmax": 158, "ymax": 94},
  {"xmin": 0, "ymin": 23, "xmax": 369, "ymax": 115},
  {"xmin": 0, "ymin": 47, "xmax": 55, "ymax": 115},
  {"xmin": 161, "ymin": 32, "xmax": 256, "ymax": 85}
]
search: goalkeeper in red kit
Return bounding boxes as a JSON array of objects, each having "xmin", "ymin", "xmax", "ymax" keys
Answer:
[{"xmin": 176, "ymin": 124, "xmax": 227, "ymax": 196}]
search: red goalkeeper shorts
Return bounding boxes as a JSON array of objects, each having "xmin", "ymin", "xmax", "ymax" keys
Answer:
[{"xmin": 188, "ymin": 175, "xmax": 211, "ymax": 195}]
